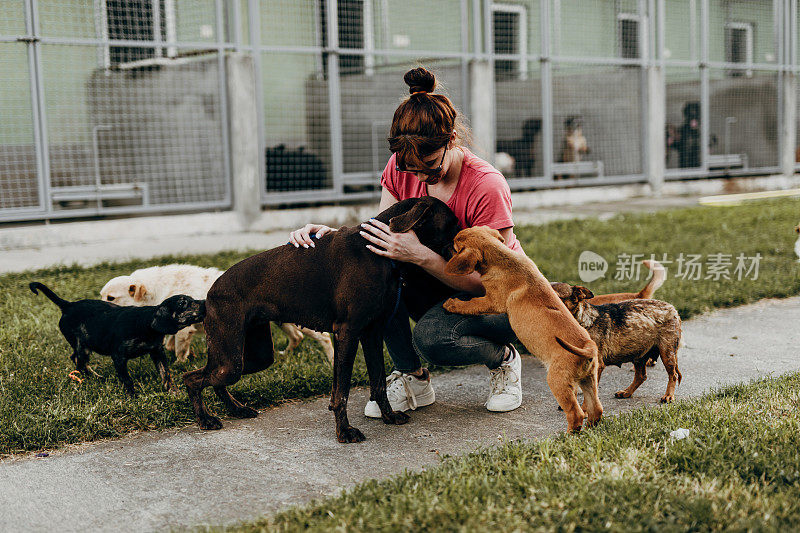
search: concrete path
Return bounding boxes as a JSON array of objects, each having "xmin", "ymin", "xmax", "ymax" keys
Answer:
[{"xmin": 1, "ymin": 296, "xmax": 798, "ymax": 532}]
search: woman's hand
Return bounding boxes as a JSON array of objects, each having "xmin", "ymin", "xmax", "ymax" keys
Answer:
[
  {"xmin": 360, "ymin": 218, "xmax": 432, "ymax": 265},
  {"xmin": 288, "ymin": 224, "xmax": 336, "ymax": 248}
]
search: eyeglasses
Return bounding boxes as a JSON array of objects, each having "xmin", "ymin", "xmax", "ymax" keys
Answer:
[{"xmin": 395, "ymin": 145, "xmax": 448, "ymax": 176}]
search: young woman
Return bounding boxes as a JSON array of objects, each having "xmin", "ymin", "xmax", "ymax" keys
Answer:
[{"xmin": 289, "ymin": 67, "xmax": 525, "ymax": 416}]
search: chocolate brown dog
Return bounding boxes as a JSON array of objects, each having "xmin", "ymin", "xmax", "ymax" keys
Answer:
[
  {"xmin": 551, "ymin": 282, "xmax": 682, "ymax": 403},
  {"xmin": 184, "ymin": 196, "xmax": 461, "ymax": 442},
  {"xmin": 442, "ymin": 227, "xmax": 602, "ymax": 433}
]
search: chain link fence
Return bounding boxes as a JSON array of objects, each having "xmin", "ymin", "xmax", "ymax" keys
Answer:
[{"xmin": 0, "ymin": 0, "xmax": 796, "ymax": 222}]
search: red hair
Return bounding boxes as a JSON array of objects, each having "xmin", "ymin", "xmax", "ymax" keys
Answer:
[{"xmin": 388, "ymin": 67, "xmax": 467, "ymax": 171}]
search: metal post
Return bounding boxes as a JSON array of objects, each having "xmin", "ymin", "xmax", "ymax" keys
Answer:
[
  {"xmin": 247, "ymin": 0, "xmax": 266, "ymax": 199},
  {"xmin": 541, "ymin": 0, "xmax": 554, "ymax": 181},
  {"xmin": 152, "ymin": 0, "xmax": 162, "ymax": 58},
  {"xmin": 227, "ymin": 0, "xmax": 243, "ymax": 51},
  {"xmin": 645, "ymin": 0, "xmax": 665, "ymax": 194},
  {"xmin": 28, "ymin": 0, "xmax": 52, "ymax": 216},
  {"xmin": 468, "ymin": 0, "xmax": 497, "ymax": 163},
  {"xmin": 461, "ymin": 0, "xmax": 471, "ymax": 120},
  {"xmin": 326, "ymin": 0, "xmax": 345, "ymax": 195},
  {"xmin": 700, "ymin": 0, "xmax": 710, "ymax": 173},
  {"xmin": 792, "ymin": 0, "xmax": 798, "ymax": 68},
  {"xmin": 781, "ymin": 0, "xmax": 797, "ymax": 178},
  {"xmin": 776, "ymin": 0, "xmax": 785, "ymax": 173},
  {"xmin": 226, "ymin": 53, "xmax": 261, "ymax": 229},
  {"xmin": 23, "ymin": 0, "xmax": 45, "ymax": 214},
  {"xmin": 472, "ymin": 0, "xmax": 482, "ymax": 59},
  {"xmin": 640, "ymin": 0, "xmax": 650, "ymax": 186},
  {"xmin": 690, "ymin": 0, "xmax": 697, "ymax": 62},
  {"xmin": 468, "ymin": 60, "xmax": 495, "ymax": 161},
  {"xmin": 215, "ymin": 0, "xmax": 234, "ymax": 208}
]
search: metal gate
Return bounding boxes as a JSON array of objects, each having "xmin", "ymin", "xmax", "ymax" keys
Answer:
[
  {"xmin": 0, "ymin": 1, "xmax": 797, "ymax": 221},
  {"xmin": 0, "ymin": 0, "xmax": 232, "ymax": 222}
]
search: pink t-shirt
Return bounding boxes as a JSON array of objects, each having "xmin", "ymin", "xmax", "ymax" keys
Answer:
[{"xmin": 381, "ymin": 149, "xmax": 522, "ymax": 253}]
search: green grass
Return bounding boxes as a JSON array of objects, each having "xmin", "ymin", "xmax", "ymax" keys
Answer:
[
  {"xmin": 236, "ymin": 372, "xmax": 800, "ymax": 532},
  {"xmin": 1, "ymin": 197, "xmax": 799, "ymax": 455}
]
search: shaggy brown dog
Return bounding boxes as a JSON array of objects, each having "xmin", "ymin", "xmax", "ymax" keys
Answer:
[
  {"xmin": 551, "ymin": 282, "xmax": 682, "ymax": 403},
  {"xmin": 442, "ymin": 227, "xmax": 602, "ymax": 433},
  {"xmin": 587, "ymin": 260, "xmax": 666, "ymax": 305}
]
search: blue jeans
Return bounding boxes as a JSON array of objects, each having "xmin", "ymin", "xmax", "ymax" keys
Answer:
[{"xmin": 383, "ymin": 294, "xmax": 517, "ymax": 373}]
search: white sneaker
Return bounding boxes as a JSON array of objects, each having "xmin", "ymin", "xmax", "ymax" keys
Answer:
[
  {"xmin": 486, "ymin": 345, "xmax": 522, "ymax": 412},
  {"xmin": 364, "ymin": 369, "xmax": 436, "ymax": 418}
]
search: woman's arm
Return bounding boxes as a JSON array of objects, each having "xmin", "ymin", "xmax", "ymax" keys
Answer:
[
  {"xmin": 364, "ymin": 190, "xmax": 517, "ymax": 296},
  {"xmin": 415, "ymin": 247, "xmax": 485, "ymax": 295},
  {"xmin": 362, "ymin": 219, "xmax": 485, "ymax": 295},
  {"xmin": 416, "ymin": 227, "xmax": 515, "ymax": 295},
  {"xmin": 362, "ymin": 188, "xmax": 485, "ymax": 295},
  {"xmin": 378, "ymin": 187, "xmax": 398, "ymax": 211}
]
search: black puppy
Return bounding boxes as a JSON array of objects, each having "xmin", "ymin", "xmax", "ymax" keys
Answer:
[
  {"xmin": 184, "ymin": 196, "xmax": 460, "ymax": 442},
  {"xmin": 497, "ymin": 118, "xmax": 542, "ymax": 177},
  {"xmin": 30, "ymin": 282, "xmax": 205, "ymax": 396}
]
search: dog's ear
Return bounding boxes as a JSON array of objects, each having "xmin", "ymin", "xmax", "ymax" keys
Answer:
[
  {"xmin": 129, "ymin": 283, "xmax": 147, "ymax": 302},
  {"xmin": 150, "ymin": 306, "xmax": 178, "ymax": 334},
  {"xmin": 445, "ymin": 247, "xmax": 481, "ymax": 276},
  {"xmin": 550, "ymin": 282, "xmax": 572, "ymax": 299},
  {"xmin": 572, "ymin": 286, "xmax": 595, "ymax": 301},
  {"xmin": 488, "ymin": 228, "xmax": 505, "ymax": 244},
  {"xmin": 389, "ymin": 201, "xmax": 432, "ymax": 233}
]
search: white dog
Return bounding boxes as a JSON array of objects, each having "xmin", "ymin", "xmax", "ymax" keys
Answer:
[
  {"xmin": 100, "ymin": 264, "xmax": 334, "ymax": 364},
  {"xmin": 795, "ymin": 223, "xmax": 800, "ymax": 261}
]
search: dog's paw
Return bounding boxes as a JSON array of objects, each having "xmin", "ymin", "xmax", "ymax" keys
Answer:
[
  {"xmin": 586, "ymin": 414, "xmax": 602, "ymax": 427},
  {"xmin": 382, "ymin": 410, "xmax": 410, "ymax": 425},
  {"xmin": 337, "ymin": 426, "xmax": 366, "ymax": 443},
  {"xmin": 660, "ymin": 394, "xmax": 674, "ymax": 404},
  {"xmin": 614, "ymin": 390, "xmax": 632, "ymax": 399},
  {"xmin": 198, "ymin": 414, "xmax": 223, "ymax": 430},
  {"xmin": 230, "ymin": 405, "xmax": 259, "ymax": 419},
  {"xmin": 442, "ymin": 298, "xmax": 459, "ymax": 313}
]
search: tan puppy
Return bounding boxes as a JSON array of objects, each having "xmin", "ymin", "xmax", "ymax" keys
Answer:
[
  {"xmin": 442, "ymin": 227, "xmax": 602, "ymax": 432},
  {"xmin": 101, "ymin": 264, "xmax": 334, "ymax": 364},
  {"xmin": 557, "ymin": 116, "xmax": 590, "ymax": 180}
]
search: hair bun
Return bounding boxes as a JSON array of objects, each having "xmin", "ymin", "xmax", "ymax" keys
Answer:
[{"xmin": 404, "ymin": 67, "xmax": 436, "ymax": 95}]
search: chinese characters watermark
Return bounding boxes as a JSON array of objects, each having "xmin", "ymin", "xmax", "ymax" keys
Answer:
[{"xmin": 578, "ymin": 251, "xmax": 761, "ymax": 283}]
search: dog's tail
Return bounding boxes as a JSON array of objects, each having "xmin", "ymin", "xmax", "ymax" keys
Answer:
[
  {"xmin": 29, "ymin": 282, "xmax": 70, "ymax": 308},
  {"xmin": 555, "ymin": 336, "xmax": 597, "ymax": 360},
  {"xmin": 637, "ymin": 260, "xmax": 666, "ymax": 299}
]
